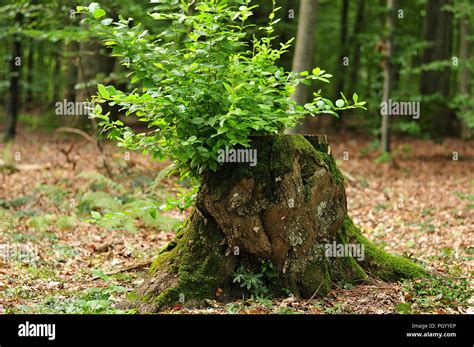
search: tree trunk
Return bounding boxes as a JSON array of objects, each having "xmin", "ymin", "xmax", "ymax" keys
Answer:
[
  {"xmin": 52, "ymin": 43, "xmax": 62, "ymax": 107},
  {"xmin": 65, "ymin": 41, "xmax": 79, "ymax": 104},
  {"xmin": 287, "ymin": 0, "xmax": 318, "ymax": 134},
  {"xmin": 338, "ymin": 0, "xmax": 349, "ymax": 94},
  {"xmin": 128, "ymin": 135, "xmax": 427, "ymax": 312},
  {"xmin": 26, "ymin": 39, "xmax": 34, "ymax": 106},
  {"xmin": 333, "ymin": 0, "xmax": 349, "ymax": 130},
  {"xmin": 420, "ymin": 0, "xmax": 454, "ymax": 137},
  {"xmin": 459, "ymin": 17, "xmax": 471, "ymax": 139},
  {"xmin": 381, "ymin": 0, "xmax": 394, "ymax": 153},
  {"xmin": 4, "ymin": 12, "xmax": 22, "ymax": 142},
  {"xmin": 71, "ymin": 40, "xmax": 115, "ymax": 129},
  {"xmin": 348, "ymin": 0, "xmax": 365, "ymax": 96}
]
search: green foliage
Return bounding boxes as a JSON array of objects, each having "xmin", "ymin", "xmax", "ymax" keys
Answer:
[
  {"xmin": 79, "ymin": 191, "xmax": 121, "ymax": 214},
  {"xmin": 29, "ymin": 214, "xmax": 55, "ymax": 232},
  {"xmin": 55, "ymin": 215, "xmax": 78, "ymax": 231},
  {"xmin": 76, "ymin": 171, "xmax": 126, "ymax": 194},
  {"xmin": 401, "ymin": 276, "xmax": 472, "ymax": 313},
  {"xmin": 33, "ymin": 184, "xmax": 69, "ymax": 205},
  {"xmin": 232, "ymin": 260, "xmax": 277, "ymax": 297},
  {"xmin": 450, "ymin": 93, "xmax": 474, "ymax": 130},
  {"xmin": 0, "ymin": 195, "xmax": 31, "ymax": 209},
  {"xmin": 22, "ymin": 285, "xmax": 132, "ymax": 314},
  {"xmin": 79, "ymin": 186, "xmax": 182, "ymax": 232},
  {"xmin": 159, "ymin": 185, "xmax": 198, "ymax": 213},
  {"xmin": 374, "ymin": 151, "xmax": 392, "ymax": 164},
  {"xmin": 78, "ymin": 0, "xmax": 365, "ymax": 179},
  {"xmin": 10, "ymin": 269, "xmax": 134, "ymax": 314}
]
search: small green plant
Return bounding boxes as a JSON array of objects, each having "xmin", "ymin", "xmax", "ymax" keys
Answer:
[
  {"xmin": 360, "ymin": 139, "xmax": 380, "ymax": 157},
  {"xmin": 395, "ymin": 302, "xmax": 412, "ymax": 314},
  {"xmin": 26, "ymin": 285, "xmax": 133, "ymax": 314},
  {"xmin": 28, "ymin": 214, "xmax": 55, "ymax": 232},
  {"xmin": 232, "ymin": 260, "xmax": 277, "ymax": 297},
  {"xmin": 78, "ymin": 0, "xmax": 366, "ymax": 181},
  {"xmin": 0, "ymin": 196, "xmax": 31, "ymax": 209},
  {"xmin": 33, "ymin": 184, "xmax": 69, "ymax": 206},
  {"xmin": 233, "ymin": 266, "xmax": 267, "ymax": 297},
  {"xmin": 418, "ymin": 220, "xmax": 436, "ymax": 233},
  {"xmin": 159, "ymin": 185, "xmax": 199, "ymax": 213},
  {"xmin": 323, "ymin": 301, "xmax": 346, "ymax": 314},
  {"xmin": 453, "ymin": 191, "xmax": 474, "ymax": 210},
  {"xmin": 374, "ymin": 151, "xmax": 393, "ymax": 164},
  {"xmin": 76, "ymin": 171, "xmax": 126, "ymax": 194},
  {"xmin": 55, "ymin": 215, "xmax": 78, "ymax": 231},
  {"xmin": 401, "ymin": 277, "xmax": 472, "ymax": 313}
]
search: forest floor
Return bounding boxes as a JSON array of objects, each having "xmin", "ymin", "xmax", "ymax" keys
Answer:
[{"xmin": 0, "ymin": 126, "xmax": 472, "ymax": 314}]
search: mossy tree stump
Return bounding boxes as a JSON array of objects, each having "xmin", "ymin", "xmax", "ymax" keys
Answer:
[{"xmin": 131, "ymin": 135, "xmax": 427, "ymax": 312}]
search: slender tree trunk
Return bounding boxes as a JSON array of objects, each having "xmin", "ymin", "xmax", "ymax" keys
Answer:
[
  {"xmin": 337, "ymin": 0, "xmax": 349, "ymax": 96},
  {"xmin": 65, "ymin": 41, "xmax": 79, "ymax": 103},
  {"xmin": 381, "ymin": 0, "xmax": 394, "ymax": 153},
  {"xmin": 420, "ymin": 0, "xmax": 453, "ymax": 137},
  {"xmin": 334, "ymin": 0, "xmax": 349, "ymax": 130},
  {"xmin": 348, "ymin": 0, "xmax": 365, "ymax": 95},
  {"xmin": 459, "ymin": 17, "xmax": 471, "ymax": 139},
  {"xmin": 25, "ymin": 0, "xmax": 37, "ymax": 108},
  {"xmin": 287, "ymin": 0, "xmax": 318, "ymax": 134},
  {"xmin": 4, "ymin": 12, "xmax": 22, "ymax": 142},
  {"xmin": 52, "ymin": 44, "xmax": 62, "ymax": 106},
  {"xmin": 72, "ymin": 41, "xmax": 114, "ymax": 129},
  {"xmin": 26, "ymin": 39, "xmax": 34, "ymax": 106}
]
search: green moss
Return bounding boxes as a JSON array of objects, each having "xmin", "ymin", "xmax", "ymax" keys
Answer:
[
  {"xmin": 342, "ymin": 218, "xmax": 429, "ymax": 281},
  {"xmin": 314, "ymin": 151, "xmax": 344, "ymax": 184},
  {"xmin": 271, "ymin": 135, "xmax": 343, "ymax": 184},
  {"xmin": 298, "ymin": 258, "xmax": 332, "ymax": 297},
  {"xmin": 328, "ymin": 224, "xmax": 369, "ymax": 283},
  {"xmin": 147, "ymin": 213, "xmax": 231, "ymax": 309},
  {"xmin": 206, "ymin": 136, "xmax": 274, "ymax": 201},
  {"xmin": 156, "ymin": 240, "xmax": 178, "ymax": 257},
  {"xmin": 205, "ymin": 135, "xmax": 343, "ymax": 204}
]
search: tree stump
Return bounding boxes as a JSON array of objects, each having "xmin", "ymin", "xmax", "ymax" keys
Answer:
[{"xmin": 130, "ymin": 135, "xmax": 427, "ymax": 312}]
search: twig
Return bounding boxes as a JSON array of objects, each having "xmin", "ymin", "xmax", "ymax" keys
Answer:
[
  {"xmin": 306, "ymin": 281, "xmax": 324, "ymax": 304},
  {"xmin": 55, "ymin": 127, "xmax": 113, "ymax": 177},
  {"xmin": 92, "ymin": 259, "xmax": 153, "ymax": 280},
  {"xmin": 55, "ymin": 127, "xmax": 95, "ymax": 145},
  {"xmin": 0, "ymin": 159, "xmax": 51, "ymax": 171}
]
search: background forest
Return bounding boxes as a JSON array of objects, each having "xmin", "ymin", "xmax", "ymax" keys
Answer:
[{"xmin": 1, "ymin": 0, "xmax": 473, "ymax": 141}]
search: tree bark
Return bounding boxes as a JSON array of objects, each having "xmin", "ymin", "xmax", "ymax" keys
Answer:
[
  {"xmin": 337, "ymin": 0, "xmax": 349, "ymax": 97},
  {"xmin": 348, "ymin": 0, "xmax": 365, "ymax": 117},
  {"xmin": 65, "ymin": 41, "xmax": 79, "ymax": 104},
  {"xmin": 420, "ymin": 0, "xmax": 454, "ymax": 137},
  {"xmin": 4, "ymin": 12, "xmax": 22, "ymax": 142},
  {"xmin": 381, "ymin": 0, "xmax": 394, "ymax": 153},
  {"xmin": 26, "ymin": 39, "xmax": 34, "ymax": 106},
  {"xmin": 287, "ymin": 0, "xmax": 318, "ymax": 134},
  {"xmin": 70, "ymin": 40, "xmax": 115, "ymax": 129},
  {"xmin": 459, "ymin": 17, "xmax": 471, "ymax": 139},
  {"xmin": 128, "ymin": 135, "xmax": 427, "ymax": 312},
  {"xmin": 52, "ymin": 43, "xmax": 62, "ymax": 107},
  {"xmin": 333, "ymin": 0, "xmax": 350, "ymax": 130}
]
